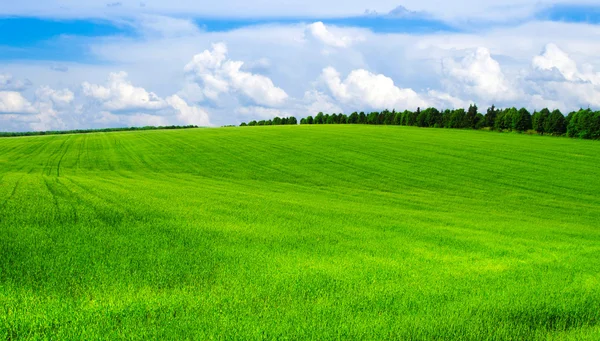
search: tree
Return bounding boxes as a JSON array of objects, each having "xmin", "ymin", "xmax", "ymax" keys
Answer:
[
  {"xmin": 447, "ymin": 109, "xmax": 466, "ymax": 129},
  {"xmin": 393, "ymin": 111, "xmax": 403, "ymax": 125},
  {"xmin": 288, "ymin": 116, "xmax": 298, "ymax": 125},
  {"xmin": 400, "ymin": 110, "xmax": 412, "ymax": 126},
  {"xmin": 532, "ymin": 108, "xmax": 550, "ymax": 135},
  {"xmin": 485, "ymin": 105, "xmax": 497, "ymax": 129},
  {"xmin": 314, "ymin": 112, "xmax": 325, "ymax": 124},
  {"xmin": 306, "ymin": 116, "xmax": 314, "ymax": 124},
  {"xmin": 273, "ymin": 117, "xmax": 282, "ymax": 125},
  {"xmin": 544, "ymin": 109, "xmax": 565, "ymax": 135},
  {"xmin": 348, "ymin": 112, "xmax": 359, "ymax": 124},
  {"xmin": 567, "ymin": 109, "xmax": 598, "ymax": 139},
  {"xmin": 240, "ymin": 122, "xmax": 247, "ymax": 127},
  {"xmin": 326, "ymin": 114, "xmax": 335, "ymax": 124},
  {"xmin": 404, "ymin": 108, "xmax": 419, "ymax": 126},
  {"xmin": 358, "ymin": 112, "xmax": 367, "ymax": 124},
  {"xmin": 425, "ymin": 108, "xmax": 442, "ymax": 127},
  {"xmin": 416, "ymin": 108, "xmax": 428, "ymax": 127},
  {"xmin": 367, "ymin": 112, "xmax": 379, "ymax": 125},
  {"xmin": 475, "ymin": 113, "xmax": 485, "ymax": 129},
  {"xmin": 513, "ymin": 108, "xmax": 532, "ymax": 132},
  {"xmin": 382, "ymin": 110, "xmax": 394, "ymax": 125},
  {"xmin": 465, "ymin": 104, "xmax": 478, "ymax": 129}
]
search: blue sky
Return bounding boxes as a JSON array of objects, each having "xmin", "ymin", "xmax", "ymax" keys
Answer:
[{"xmin": 1, "ymin": 1, "xmax": 600, "ymax": 131}]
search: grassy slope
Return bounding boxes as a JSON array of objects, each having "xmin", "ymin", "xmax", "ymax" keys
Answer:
[{"xmin": 1, "ymin": 125, "xmax": 599, "ymax": 340}]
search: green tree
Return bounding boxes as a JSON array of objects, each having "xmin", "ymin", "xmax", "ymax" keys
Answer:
[
  {"xmin": 512, "ymin": 108, "xmax": 532, "ymax": 132},
  {"xmin": 329, "ymin": 114, "xmax": 337, "ymax": 124},
  {"xmin": 465, "ymin": 104, "xmax": 478, "ymax": 129},
  {"xmin": 474, "ymin": 113, "xmax": 485, "ymax": 129},
  {"xmin": 485, "ymin": 105, "xmax": 497, "ymax": 129},
  {"xmin": 314, "ymin": 112, "xmax": 325, "ymax": 124},
  {"xmin": 447, "ymin": 109, "xmax": 466, "ymax": 129},
  {"xmin": 532, "ymin": 108, "xmax": 550, "ymax": 135},
  {"xmin": 358, "ymin": 112, "xmax": 367, "ymax": 124},
  {"xmin": 393, "ymin": 111, "xmax": 403, "ymax": 125},
  {"xmin": 367, "ymin": 112, "xmax": 379, "ymax": 125},
  {"xmin": 544, "ymin": 109, "xmax": 565, "ymax": 135}
]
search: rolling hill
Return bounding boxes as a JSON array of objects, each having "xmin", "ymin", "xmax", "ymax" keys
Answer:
[{"xmin": 1, "ymin": 125, "xmax": 599, "ymax": 339}]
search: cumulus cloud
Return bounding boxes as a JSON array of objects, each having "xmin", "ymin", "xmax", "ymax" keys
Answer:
[
  {"xmin": 528, "ymin": 44, "xmax": 600, "ymax": 109},
  {"xmin": 533, "ymin": 43, "xmax": 600, "ymax": 85},
  {"xmin": 166, "ymin": 94, "xmax": 210, "ymax": 126},
  {"xmin": 305, "ymin": 22, "xmax": 362, "ymax": 48},
  {"xmin": 81, "ymin": 71, "xmax": 212, "ymax": 127},
  {"xmin": 36, "ymin": 86, "xmax": 75, "ymax": 106},
  {"xmin": 184, "ymin": 43, "xmax": 288, "ymax": 107},
  {"xmin": 82, "ymin": 71, "xmax": 168, "ymax": 111},
  {"xmin": 0, "ymin": 91, "xmax": 37, "ymax": 114},
  {"xmin": 320, "ymin": 66, "xmax": 427, "ymax": 110},
  {"xmin": 443, "ymin": 47, "xmax": 518, "ymax": 103}
]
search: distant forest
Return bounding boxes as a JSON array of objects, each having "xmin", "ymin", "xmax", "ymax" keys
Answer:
[
  {"xmin": 240, "ymin": 106, "xmax": 600, "ymax": 140},
  {"xmin": 0, "ymin": 125, "xmax": 199, "ymax": 138}
]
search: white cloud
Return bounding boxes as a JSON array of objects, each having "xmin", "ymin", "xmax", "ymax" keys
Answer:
[
  {"xmin": 235, "ymin": 106, "xmax": 291, "ymax": 120},
  {"xmin": 35, "ymin": 86, "xmax": 75, "ymax": 106},
  {"xmin": 184, "ymin": 43, "xmax": 288, "ymax": 107},
  {"xmin": 443, "ymin": 47, "xmax": 518, "ymax": 103},
  {"xmin": 82, "ymin": 71, "xmax": 168, "ymax": 111},
  {"xmin": 533, "ymin": 43, "xmax": 600, "ymax": 85},
  {"xmin": 320, "ymin": 66, "xmax": 427, "ymax": 110},
  {"xmin": 302, "ymin": 89, "xmax": 343, "ymax": 115},
  {"xmin": 0, "ymin": 74, "xmax": 31, "ymax": 91},
  {"xmin": 166, "ymin": 95, "xmax": 210, "ymax": 126},
  {"xmin": 305, "ymin": 22, "xmax": 362, "ymax": 49},
  {"xmin": 528, "ymin": 44, "xmax": 600, "ymax": 109},
  {"xmin": 0, "ymin": 92, "xmax": 37, "ymax": 114},
  {"xmin": 81, "ymin": 71, "xmax": 212, "ymax": 127}
]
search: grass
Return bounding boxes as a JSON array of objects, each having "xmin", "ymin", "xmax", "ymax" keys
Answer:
[{"xmin": 1, "ymin": 125, "xmax": 599, "ymax": 340}]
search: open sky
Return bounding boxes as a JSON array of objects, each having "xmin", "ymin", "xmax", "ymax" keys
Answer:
[{"xmin": 1, "ymin": 1, "xmax": 600, "ymax": 130}]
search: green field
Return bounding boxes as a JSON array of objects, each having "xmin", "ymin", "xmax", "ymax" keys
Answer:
[{"xmin": 1, "ymin": 125, "xmax": 600, "ymax": 340}]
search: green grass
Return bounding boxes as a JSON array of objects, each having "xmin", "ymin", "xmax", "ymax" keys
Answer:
[{"xmin": 1, "ymin": 125, "xmax": 599, "ymax": 340}]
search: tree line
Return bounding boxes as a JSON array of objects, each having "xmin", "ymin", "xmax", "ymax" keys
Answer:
[
  {"xmin": 239, "ymin": 106, "xmax": 600, "ymax": 140},
  {"xmin": 0, "ymin": 125, "xmax": 199, "ymax": 138}
]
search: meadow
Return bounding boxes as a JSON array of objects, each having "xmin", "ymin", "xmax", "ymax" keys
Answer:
[{"xmin": 1, "ymin": 125, "xmax": 599, "ymax": 340}]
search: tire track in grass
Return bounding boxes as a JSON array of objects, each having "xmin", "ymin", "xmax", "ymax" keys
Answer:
[
  {"xmin": 46, "ymin": 177, "xmax": 79, "ymax": 225},
  {"xmin": 73, "ymin": 135, "xmax": 86, "ymax": 174},
  {"xmin": 0, "ymin": 176, "xmax": 23, "ymax": 214},
  {"xmin": 42, "ymin": 136, "xmax": 71, "ymax": 176},
  {"xmin": 55, "ymin": 136, "xmax": 74, "ymax": 177},
  {"xmin": 43, "ymin": 176, "xmax": 61, "ymax": 219}
]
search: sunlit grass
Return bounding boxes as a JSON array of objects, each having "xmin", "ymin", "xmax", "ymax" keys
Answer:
[{"xmin": 1, "ymin": 125, "xmax": 599, "ymax": 339}]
